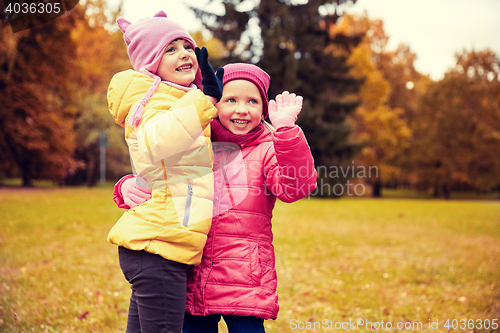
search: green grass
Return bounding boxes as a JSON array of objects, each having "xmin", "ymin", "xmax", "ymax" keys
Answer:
[
  {"xmin": 0, "ymin": 188, "xmax": 499, "ymax": 332},
  {"xmin": 0, "ymin": 178, "xmax": 59, "ymax": 189},
  {"xmin": 0, "ymin": 187, "xmax": 126, "ymax": 332}
]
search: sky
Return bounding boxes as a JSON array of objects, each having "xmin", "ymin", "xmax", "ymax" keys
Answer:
[{"xmin": 108, "ymin": 0, "xmax": 500, "ymax": 81}]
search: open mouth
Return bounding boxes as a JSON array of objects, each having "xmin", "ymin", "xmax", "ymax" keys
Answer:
[
  {"xmin": 176, "ymin": 64, "xmax": 193, "ymax": 71},
  {"xmin": 231, "ymin": 119, "xmax": 250, "ymax": 125}
]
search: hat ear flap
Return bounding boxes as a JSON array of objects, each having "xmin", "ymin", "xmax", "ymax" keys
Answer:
[
  {"xmin": 154, "ymin": 11, "xmax": 167, "ymax": 18},
  {"xmin": 117, "ymin": 17, "xmax": 131, "ymax": 33}
]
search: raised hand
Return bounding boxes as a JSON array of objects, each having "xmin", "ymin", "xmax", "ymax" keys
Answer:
[
  {"xmin": 268, "ymin": 91, "xmax": 303, "ymax": 129},
  {"xmin": 121, "ymin": 176, "xmax": 152, "ymax": 208},
  {"xmin": 195, "ymin": 46, "xmax": 224, "ymax": 102}
]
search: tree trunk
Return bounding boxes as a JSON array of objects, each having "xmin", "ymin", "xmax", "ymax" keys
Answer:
[
  {"xmin": 371, "ymin": 180, "xmax": 382, "ymax": 198},
  {"xmin": 433, "ymin": 184, "xmax": 440, "ymax": 198},
  {"xmin": 442, "ymin": 183, "xmax": 450, "ymax": 199},
  {"xmin": 86, "ymin": 153, "xmax": 99, "ymax": 187},
  {"xmin": 22, "ymin": 168, "xmax": 33, "ymax": 187}
]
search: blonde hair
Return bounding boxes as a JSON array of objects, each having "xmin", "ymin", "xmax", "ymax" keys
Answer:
[{"xmin": 262, "ymin": 120, "xmax": 275, "ymax": 133}]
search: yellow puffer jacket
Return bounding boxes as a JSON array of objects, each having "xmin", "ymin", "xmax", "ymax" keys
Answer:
[{"xmin": 107, "ymin": 70, "xmax": 217, "ymax": 265}]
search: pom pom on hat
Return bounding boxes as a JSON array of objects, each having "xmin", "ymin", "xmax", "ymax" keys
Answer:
[{"xmin": 222, "ymin": 63, "xmax": 271, "ymax": 117}]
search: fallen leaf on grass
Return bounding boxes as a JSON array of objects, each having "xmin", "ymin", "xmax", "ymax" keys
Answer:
[
  {"xmin": 96, "ymin": 291, "xmax": 104, "ymax": 303},
  {"xmin": 77, "ymin": 311, "xmax": 89, "ymax": 320}
]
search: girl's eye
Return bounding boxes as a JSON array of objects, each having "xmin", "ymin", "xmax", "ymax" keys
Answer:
[
  {"xmin": 185, "ymin": 44, "xmax": 193, "ymax": 50},
  {"xmin": 166, "ymin": 47, "xmax": 175, "ymax": 53},
  {"xmin": 249, "ymin": 99, "xmax": 258, "ymax": 104},
  {"xmin": 227, "ymin": 98, "xmax": 236, "ymax": 103}
]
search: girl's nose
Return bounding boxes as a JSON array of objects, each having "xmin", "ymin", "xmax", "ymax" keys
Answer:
[
  {"xmin": 235, "ymin": 105, "xmax": 248, "ymax": 114},
  {"xmin": 179, "ymin": 48, "xmax": 190, "ymax": 59}
]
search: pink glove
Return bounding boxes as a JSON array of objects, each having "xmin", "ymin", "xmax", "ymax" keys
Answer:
[
  {"xmin": 120, "ymin": 176, "xmax": 152, "ymax": 208},
  {"xmin": 268, "ymin": 91, "xmax": 303, "ymax": 129}
]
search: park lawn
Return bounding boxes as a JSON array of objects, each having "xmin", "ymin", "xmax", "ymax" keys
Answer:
[{"xmin": 0, "ymin": 188, "xmax": 499, "ymax": 333}]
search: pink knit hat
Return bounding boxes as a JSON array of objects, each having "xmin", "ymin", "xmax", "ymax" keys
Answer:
[
  {"xmin": 222, "ymin": 63, "xmax": 271, "ymax": 117},
  {"xmin": 117, "ymin": 11, "xmax": 203, "ymax": 126}
]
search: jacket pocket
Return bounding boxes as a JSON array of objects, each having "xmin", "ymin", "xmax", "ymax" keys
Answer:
[
  {"xmin": 249, "ymin": 242, "xmax": 262, "ymax": 286},
  {"xmin": 182, "ymin": 183, "xmax": 194, "ymax": 227}
]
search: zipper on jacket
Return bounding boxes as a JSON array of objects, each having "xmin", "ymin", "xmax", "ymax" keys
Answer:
[{"xmin": 182, "ymin": 183, "xmax": 193, "ymax": 226}]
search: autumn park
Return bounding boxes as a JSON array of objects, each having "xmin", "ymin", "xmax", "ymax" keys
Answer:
[{"xmin": 1, "ymin": 0, "xmax": 499, "ymax": 332}]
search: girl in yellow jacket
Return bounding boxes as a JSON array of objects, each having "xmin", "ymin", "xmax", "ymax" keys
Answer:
[{"xmin": 107, "ymin": 11, "xmax": 223, "ymax": 333}]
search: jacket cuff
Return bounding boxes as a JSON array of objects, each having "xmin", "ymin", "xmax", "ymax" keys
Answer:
[
  {"xmin": 113, "ymin": 174, "xmax": 135, "ymax": 209},
  {"xmin": 274, "ymin": 126, "xmax": 300, "ymax": 140}
]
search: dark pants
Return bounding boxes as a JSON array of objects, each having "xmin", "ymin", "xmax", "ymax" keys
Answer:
[
  {"xmin": 118, "ymin": 247, "xmax": 191, "ymax": 333},
  {"xmin": 183, "ymin": 312, "xmax": 265, "ymax": 333}
]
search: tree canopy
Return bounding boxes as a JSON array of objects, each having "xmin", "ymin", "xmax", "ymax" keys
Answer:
[
  {"xmin": 410, "ymin": 49, "xmax": 500, "ymax": 197},
  {"xmin": 333, "ymin": 14, "xmax": 416, "ymax": 196},
  {"xmin": 0, "ymin": 0, "xmax": 132, "ymax": 186},
  {"xmin": 0, "ymin": 11, "xmax": 78, "ymax": 186}
]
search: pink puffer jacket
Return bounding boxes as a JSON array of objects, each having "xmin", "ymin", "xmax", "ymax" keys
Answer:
[{"xmin": 185, "ymin": 125, "xmax": 317, "ymax": 320}]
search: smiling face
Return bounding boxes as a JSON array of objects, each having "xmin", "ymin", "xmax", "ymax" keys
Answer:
[
  {"xmin": 216, "ymin": 79, "xmax": 264, "ymax": 135},
  {"xmin": 156, "ymin": 38, "xmax": 199, "ymax": 86}
]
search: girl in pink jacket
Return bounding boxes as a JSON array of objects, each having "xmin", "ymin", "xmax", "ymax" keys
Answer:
[{"xmin": 116, "ymin": 63, "xmax": 317, "ymax": 332}]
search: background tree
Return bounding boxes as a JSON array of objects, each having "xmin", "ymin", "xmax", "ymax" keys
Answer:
[
  {"xmin": 0, "ymin": 9, "xmax": 79, "ymax": 187},
  {"xmin": 0, "ymin": 1, "xmax": 134, "ymax": 187},
  {"xmin": 375, "ymin": 42, "xmax": 432, "ymax": 190},
  {"xmin": 331, "ymin": 13, "xmax": 431, "ymax": 196},
  {"xmin": 345, "ymin": 41, "xmax": 412, "ymax": 197},
  {"xmin": 410, "ymin": 49, "xmax": 500, "ymax": 198},
  {"xmin": 190, "ymin": 0, "xmax": 363, "ymax": 197},
  {"xmin": 63, "ymin": 0, "xmax": 132, "ymax": 186},
  {"xmin": 190, "ymin": 30, "xmax": 227, "ymax": 60}
]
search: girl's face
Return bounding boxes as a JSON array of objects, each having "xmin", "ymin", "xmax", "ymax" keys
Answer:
[
  {"xmin": 216, "ymin": 79, "xmax": 264, "ymax": 135},
  {"xmin": 156, "ymin": 39, "xmax": 198, "ymax": 86}
]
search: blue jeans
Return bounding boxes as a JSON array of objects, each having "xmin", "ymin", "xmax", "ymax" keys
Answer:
[
  {"xmin": 183, "ymin": 312, "xmax": 265, "ymax": 333},
  {"xmin": 119, "ymin": 247, "xmax": 191, "ymax": 333}
]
